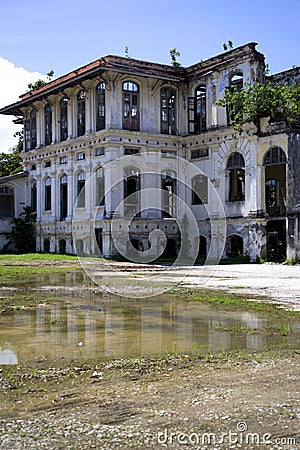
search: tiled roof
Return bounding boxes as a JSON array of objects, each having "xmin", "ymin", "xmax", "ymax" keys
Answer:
[{"xmin": 0, "ymin": 42, "xmax": 265, "ymax": 116}]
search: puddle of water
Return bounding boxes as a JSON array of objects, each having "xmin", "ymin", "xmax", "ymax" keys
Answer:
[{"xmin": 0, "ymin": 272, "xmax": 299, "ymax": 365}]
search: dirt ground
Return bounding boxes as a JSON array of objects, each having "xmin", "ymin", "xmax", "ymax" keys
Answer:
[{"xmin": 1, "ymin": 261, "xmax": 300, "ymax": 449}]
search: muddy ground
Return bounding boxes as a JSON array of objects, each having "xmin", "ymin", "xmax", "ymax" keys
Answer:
[
  {"xmin": 1, "ymin": 260, "xmax": 300, "ymax": 449},
  {"xmin": 1, "ymin": 354, "xmax": 299, "ymax": 449}
]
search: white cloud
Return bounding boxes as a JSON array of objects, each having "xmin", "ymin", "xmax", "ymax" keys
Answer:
[{"xmin": 0, "ymin": 57, "xmax": 46, "ymax": 153}]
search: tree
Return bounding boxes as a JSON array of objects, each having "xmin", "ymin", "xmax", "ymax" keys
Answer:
[
  {"xmin": 28, "ymin": 70, "xmax": 54, "ymax": 91},
  {"xmin": 0, "ymin": 130, "xmax": 23, "ymax": 177},
  {"xmin": 0, "ymin": 150, "xmax": 22, "ymax": 178},
  {"xmin": 216, "ymin": 76, "xmax": 300, "ymax": 133},
  {"xmin": 5, "ymin": 206, "xmax": 37, "ymax": 253}
]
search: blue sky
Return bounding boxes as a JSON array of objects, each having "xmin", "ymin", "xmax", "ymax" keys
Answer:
[{"xmin": 0, "ymin": 0, "xmax": 299, "ymax": 151}]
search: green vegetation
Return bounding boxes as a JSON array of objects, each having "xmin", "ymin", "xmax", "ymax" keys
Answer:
[
  {"xmin": 169, "ymin": 48, "xmax": 182, "ymax": 71},
  {"xmin": 5, "ymin": 206, "xmax": 37, "ymax": 253},
  {"xmin": 216, "ymin": 71, "xmax": 300, "ymax": 134},
  {"xmin": 0, "ymin": 147, "xmax": 22, "ymax": 176},
  {"xmin": 0, "ymin": 253, "xmax": 80, "ymax": 262},
  {"xmin": 0, "ymin": 253, "xmax": 81, "ymax": 288},
  {"xmin": 27, "ymin": 70, "xmax": 54, "ymax": 91},
  {"xmin": 172, "ymin": 287, "xmax": 300, "ymax": 316}
]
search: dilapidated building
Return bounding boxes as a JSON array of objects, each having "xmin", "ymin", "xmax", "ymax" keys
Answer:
[{"xmin": 1, "ymin": 42, "xmax": 299, "ymax": 262}]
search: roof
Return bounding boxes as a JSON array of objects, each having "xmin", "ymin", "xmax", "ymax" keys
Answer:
[
  {"xmin": 0, "ymin": 171, "xmax": 28, "ymax": 183},
  {"xmin": 0, "ymin": 42, "xmax": 264, "ymax": 117}
]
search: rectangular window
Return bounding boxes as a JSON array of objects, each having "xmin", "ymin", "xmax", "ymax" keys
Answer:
[
  {"xmin": 192, "ymin": 175, "xmax": 208, "ymax": 205},
  {"xmin": 0, "ymin": 186, "xmax": 14, "ymax": 217},
  {"xmin": 77, "ymin": 180, "xmax": 85, "ymax": 208},
  {"xmin": 188, "ymin": 97, "xmax": 195, "ymax": 134},
  {"xmin": 124, "ymin": 147, "xmax": 141, "ymax": 155},
  {"xmin": 161, "ymin": 149, "xmax": 177, "ymax": 158},
  {"xmin": 190, "ymin": 148, "xmax": 209, "ymax": 160},
  {"xmin": 59, "ymin": 156, "xmax": 67, "ymax": 164},
  {"xmin": 96, "ymin": 171, "xmax": 105, "ymax": 206},
  {"xmin": 45, "ymin": 160, "xmax": 51, "ymax": 168},
  {"xmin": 45, "ymin": 186, "xmax": 51, "ymax": 211},
  {"xmin": 95, "ymin": 147, "xmax": 105, "ymax": 156},
  {"xmin": 76, "ymin": 152, "xmax": 85, "ymax": 160},
  {"xmin": 31, "ymin": 164, "xmax": 36, "ymax": 170},
  {"xmin": 24, "ymin": 119, "xmax": 31, "ymax": 151}
]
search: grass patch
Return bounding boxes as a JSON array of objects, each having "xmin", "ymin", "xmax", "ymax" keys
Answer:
[
  {"xmin": 0, "ymin": 264, "xmax": 81, "ymax": 286},
  {"xmin": 169, "ymin": 287, "xmax": 300, "ymax": 316},
  {"xmin": 0, "ymin": 253, "xmax": 80, "ymax": 262}
]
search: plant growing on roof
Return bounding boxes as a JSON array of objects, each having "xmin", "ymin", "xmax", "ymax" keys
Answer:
[
  {"xmin": 28, "ymin": 70, "xmax": 55, "ymax": 91},
  {"xmin": 169, "ymin": 48, "xmax": 182, "ymax": 71}
]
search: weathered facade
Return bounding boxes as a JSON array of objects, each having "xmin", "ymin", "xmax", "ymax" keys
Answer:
[{"xmin": 0, "ymin": 42, "xmax": 299, "ymax": 261}]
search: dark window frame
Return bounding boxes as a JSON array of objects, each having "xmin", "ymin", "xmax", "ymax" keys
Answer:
[
  {"xmin": 188, "ymin": 85, "xmax": 207, "ymax": 134},
  {"xmin": 77, "ymin": 90, "xmax": 86, "ymax": 137},
  {"xmin": 161, "ymin": 87, "xmax": 176, "ymax": 135},
  {"xmin": 122, "ymin": 81, "xmax": 140, "ymax": 131},
  {"xmin": 96, "ymin": 82, "xmax": 105, "ymax": 131},
  {"xmin": 227, "ymin": 152, "xmax": 245, "ymax": 202},
  {"xmin": 77, "ymin": 172, "xmax": 85, "ymax": 208},
  {"xmin": 44, "ymin": 177, "xmax": 51, "ymax": 211},
  {"xmin": 191, "ymin": 174, "xmax": 208, "ymax": 205},
  {"xmin": 44, "ymin": 103, "xmax": 52, "ymax": 146},
  {"xmin": 0, "ymin": 186, "xmax": 14, "ymax": 217},
  {"xmin": 60, "ymin": 175, "xmax": 68, "ymax": 221},
  {"xmin": 60, "ymin": 97, "xmax": 68, "ymax": 141}
]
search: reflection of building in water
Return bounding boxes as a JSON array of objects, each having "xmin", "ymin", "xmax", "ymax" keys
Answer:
[
  {"xmin": 0, "ymin": 348, "xmax": 18, "ymax": 364},
  {"xmin": 1, "ymin": 298, "xmax": 298, "ymax": 363},
  {"xmin": 242, "ymin": 312, "xmax": 263, "ymax": 350}
]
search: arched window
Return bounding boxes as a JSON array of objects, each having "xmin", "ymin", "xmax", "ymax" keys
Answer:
[
  {"xmin": 0, "ymin": 186, "xmax": 14, "ymax": 217},
  {"xmin": 161, "ymin": 170, "xmax": 177, "ymax": 217},
  {"xmin": 77, "ymin": 172, "xmax": 85, "ymax": 208},
  {"xmin": 44, "ymin": 103, "xmax": 52, "ymax": 145},
  {"xmin": 230, "ymin": 73, "xmax": 243, "ymax": 91},
  {"xmin": 188, "ymin": 85, "xmax": 206, "ymax": 134},
  {"xmin": 226, "ymin": 235, "xmax": 243, "ymax": 258},
  {"xmin": 191, "ymin": 174, "xmax": 208, "ymax": 205},
  {"xmin": 45, "ymin": 177, "xmax": 51, "ymax": 211},
  {"xmin": 60, "ymin": 97, "xmax": 68, "ymax": 141},
  {"xmin": 60, "ymin": 175, "xmax": 68, "ymax": 220},
  {"xmin": 77, "ymin": 90, "xmax": 86, "ymax": 136},
  {"xmin": 161, "ymin": 87, "xmax": 176, "ymax": 135},
  {"xmin": 31, "ymin": 180, "xmax": 37, "ymax": 212},
  {"xmin": 123, "ymin": 81, "xmax": 139, "ymax": 131},
  {"xmin": 264, "ymin": 147, "xmax": 286, "ymax": 216},
  {"xmin": 227, "ymin": 72, "xmax": 243, "ymax": 125},
  {"xmin": 227, "ymin": 152, "xmax": 245, "ymax": 202},
  {"xmin": 96, "ymin": 168, "xmax": 105, "ymax": 206},
  {"xmin": 96, "ymin": 83, "xmax": 105, "ymax": 131},
  {"xmin": 264, "ymin": 147, "xmax": 286, "ymax": 165},
  {"xmin": 124, "ymin": 167, "xmax": 140, "ymax": 216}
]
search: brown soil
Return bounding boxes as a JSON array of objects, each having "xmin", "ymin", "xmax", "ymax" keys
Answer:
[{"xmin": 1, "ymin": 353, "xmax": 300, "ymax": 449}]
